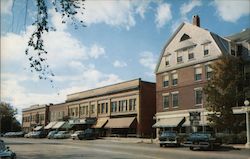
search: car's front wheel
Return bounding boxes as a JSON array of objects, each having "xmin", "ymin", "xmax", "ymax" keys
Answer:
[{"xmin": 189, "ymin": 146, "xmax": 194, "ymax": 150}]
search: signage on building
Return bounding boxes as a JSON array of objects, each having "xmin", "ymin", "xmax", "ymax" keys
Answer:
[{"xmin": 189, "ymin": 112, "xmax": 201, "ymax": 126}]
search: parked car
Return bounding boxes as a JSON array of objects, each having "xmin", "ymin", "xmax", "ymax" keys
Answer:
[
  {"xmin": 0, "ymin": 139, "xmax": 16, "ymax": 159},
  {"xmin": 159, "ymin": 131, "xmax": 181, "ymax": 147},
  {"xmin": 183, "ymin": 132, "xmax": 222, "ymax": 150},
  {"xmin": 24, "ymin": 131, "xmax": 37, "ymax": 138},
  {"xmin": 53, "ymin": 131, "xmax": 71, "ymax": 139},
  {"xmin": 32, "ymin": 131, "xmax": 47, "ymax": 138},
  {"xmin": 47, "ymin": 130, "xmax": 58, "ymax": 139},
  {"xmin": 71, "ymin": 131, "xmax": 85, "ymax": 140},
  {"xmin": 3, "ymin": 132, "xmax": 25, "ymax": 138},
  {"xmin": 78, "ymin": 129, "xmax": 97, "ymax": 140}
]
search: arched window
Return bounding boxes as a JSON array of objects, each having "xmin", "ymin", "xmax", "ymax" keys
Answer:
[{"xmin": 180, "ymin": 34, "xmax": 190, "ymax": 41}]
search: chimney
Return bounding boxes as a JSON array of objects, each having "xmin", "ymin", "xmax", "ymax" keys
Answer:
[{"xmin": 192, "ymin": 15, "xmax": 200, "ymax": 27}]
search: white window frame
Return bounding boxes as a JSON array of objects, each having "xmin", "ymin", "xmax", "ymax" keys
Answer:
[
  {"xmin": 194, "ymin": 88, "xmax": 203, "ymax": 106},
  {"xmin": 171, "ymin": 91, "xmax": 179, "ymax": 108}
]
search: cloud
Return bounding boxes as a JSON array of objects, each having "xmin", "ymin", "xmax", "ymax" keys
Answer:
[
  {"xmin": 212, "ymin": 0, "xmax": 250, "ymax": 23},
  {"xmin": 155, "ymin": 3, "xmax": 172, "ymax": 28},
  {"xmin": 180, "ymin": 0, "xmax": 202, "ymax": 16},
  {"xmin": 113, "ymin": 60, "xmax": 127, "ymax": 68},
  {"xmin": 139, "ymin": 51, "xmax": 157, "ymax": 71},
  {"xmin": 88, "ymin": 44, "xmax": 106, "ymax": 59},
  {"xmin": 1, "ymin": 0, "xmax": 13, "ymax": 14},
  {"xmin": 81, "ymin": 1, "xmax": 136, "ymax": 30}
]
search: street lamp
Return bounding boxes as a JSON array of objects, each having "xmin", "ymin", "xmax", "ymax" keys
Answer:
[{"xmin": 244, "ymin": 100, "xmax": 250, "ymax": 148}]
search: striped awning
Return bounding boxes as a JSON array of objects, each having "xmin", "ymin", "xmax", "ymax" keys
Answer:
[
  {"xmin": 34, "ymin": 126, "xmax": 43, "ymax": 131},
  {"xmin": 44, "ymin": 121, "xmax": 57, "ymax": 129},
  {"xmin": 52, "ymin": 121, "xmax": 65, "ymax": 129},
  {"xmin": 152, "ymin": 117, "xmax": 186, "ymax": 128}
]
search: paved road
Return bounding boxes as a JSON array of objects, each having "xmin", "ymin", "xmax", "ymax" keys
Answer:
[{"xmin": 1, "ymin": 137, "xmax": 250, "ymax": 159}]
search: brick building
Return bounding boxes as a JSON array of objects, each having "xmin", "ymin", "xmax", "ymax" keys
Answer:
[
  {"xmin": 22, "ymin": 104, "xmax": 49, "ymax": 132},
  {"xmin": 65, "ymin": 78, "xmax": 156, "ymax": 137},
  {"xmin": 22, "ymin": 79, "xmax": 156, "ymax": 137},
  {"xmin": 153, "ymin": 15, "xmax": 250, "ymax": 137}
]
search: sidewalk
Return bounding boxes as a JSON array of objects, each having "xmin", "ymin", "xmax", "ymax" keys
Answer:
[
  {"xmin": 103, "ymin": 137, "xmax": 157, "ymax": 144},
  {"xmin": 103, "ymin": 137, "xmax": 249, "ymax": 149}
]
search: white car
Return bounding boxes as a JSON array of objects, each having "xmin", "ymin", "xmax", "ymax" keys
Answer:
[
  {"xmin": 0, "ymin": 140, "xmax": 16, "ymax": 159},
  {"xmin": 71, "ymin": 131, "xmax": 85, "ymax": 140}
]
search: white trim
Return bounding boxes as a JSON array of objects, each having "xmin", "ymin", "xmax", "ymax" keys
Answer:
[
  {"xmin": 171, "ymin": 91, "xmax": 179, "ymax": 94},
  {"xmin": 194, "ymin": 87, "xmax": 203, "ymax": 91},
  {"xmin": 171, "ymin": 70, "xmax": 177, "ymax": 73},
  {"xmin": 162, "ymin": 93, "xmax": 170, "ymax": 96}
]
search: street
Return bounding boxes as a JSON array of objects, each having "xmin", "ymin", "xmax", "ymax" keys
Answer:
[{"xmin": 1, "ymin": 137, "xmax": 250, "ymax": 159}]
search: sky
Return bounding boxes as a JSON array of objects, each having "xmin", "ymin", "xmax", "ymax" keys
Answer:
[{"xmin": 1, "ymin": 0, "xmax": 250, "ymax": 122}]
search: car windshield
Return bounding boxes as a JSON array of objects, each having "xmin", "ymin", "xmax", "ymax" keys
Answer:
[
  {"xmin": 190, "ymin": 133, "xmax": 211, "ymax": 138},
  {"xmin": 160, "ymin": 131, "xmax": 176, "ymax": 137}
]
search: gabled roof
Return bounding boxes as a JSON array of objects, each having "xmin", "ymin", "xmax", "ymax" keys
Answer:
[
  {"xmin": 155, "ymin": 22, "xmax": 230, "ymax": 74},
  {"xmin": 154, "ymin": 22, "xmax": 185, "ymax": 73},
  {"xmin": 226, "ymin": 28, "xmax": 250, "ymax": 42}
]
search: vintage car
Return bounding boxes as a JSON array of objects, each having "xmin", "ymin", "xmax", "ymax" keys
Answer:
[
  {"xmin": 71, "ymin": 131, "xmax": 85, "ymax": 140},
  {"xmin": 0, "ymin": 140, "xmax": 16, "ymax": 159},
  {"xmin": 159, "ymin": 131, "xmax": 180, "ymax": 147},
  {"xmin": 47, "ymin": 130, "xmax": 58, "ymax": 139},
  {"xmin": 77, "ymin": 129, "xmax": 97, "ymax": 140},
  {"xmin": 183, "ymin": 132, "xmax": 222, "ymax": 150},
  {"xmin": 53, "ymin": 131, "xmax": 71, "ymax": 139}
]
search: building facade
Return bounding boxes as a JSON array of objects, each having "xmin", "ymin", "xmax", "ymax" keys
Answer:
[
  {"xmin": 22, "ymin": 104, "xmax": 49, "ymax": 132},
  {"xmin": 153, "ymin": 15, "xmax": 250, "ymax": 137},
  {"xmin": 22, "ymin": 79, "xmax": 156, "ymax": 137},
  {"xmin": 65, "ymin": 78, "xmax": 156, "ymax": 137}
]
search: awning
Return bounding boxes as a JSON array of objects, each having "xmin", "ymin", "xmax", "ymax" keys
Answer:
[
  {"xmin": 105, "ymin": 117, "xmax": 136, "ymax": 128},
  {"xmin": 175, "ymin": 40, "xmax": 197, "ymax": 51},
  {"xmin": 34, "ymin": 126, "xmax": 43, "ymax": 131},
  {"xmin": 52, "ymin": 121, "xmax": 65, "ymax": 129},
  {"xmin": 152, "ymin": 117, "xmax": 186, "ymax": 128},
  {"xmin": 92, "ymin": 118, "xmax": 108, "ymax": 128},
  {"xmin": 61, "ymin": 122, "xmax": 74, "ymax": 129},
  {"xmin": 44, "ymin": 121, "xmax": 57, "ymax": 129}
]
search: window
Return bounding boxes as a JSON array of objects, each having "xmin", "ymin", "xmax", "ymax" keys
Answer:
[
  {"xmin": 165, "ymin": 55, "xmax": 170, "ymax": 66},
  {"xmin": 101, "ymin": 103, "xmax": 105, "ymax": 113},
  {"xmin": 177, "ymin": 51, "xmax": 183, "ymax": 63},
  {"xmin": 203, "ymin": 44, "xmax": 209, "ymax": 56},
  {"xmin": 111, "ymin": 101, "xmax": 117, "ymax": 112},
  {"xmin": 105, "ymin": 103, "xmax": 108, "ymax": 113},
  {"xmin": 98, "ymin": 104, "xmax": 100, "ymax": 113},
  {"xmin": 162, "ymin": 75, "xmax": 169, "ymax": 87},
  {"xmin": 172, "ymin": 73, "xmax": 178, "ymax": 86},
  {"xmin": 188, "ymin": 47, "xmax": 194, "ymax": 60},
  {"xmin": 163, "ymin": 95, "xmax": 169, "ymax": 109},
  {"xmin": 172, "ymin": 93, "xmax": 179, "ymax": 107},
  {"xmin": 180, "ymin": 34, "xmax": 190, "ymax": 41},
  {"xmin": 90, "ymin": 105, "xmax": 95, "ymax": 114},
  {"xmin": 205, "ymin": 65, "xmax": 212, "ymax": 79},
  {"xmin": 194, "ymin": 67, "xmax": 202, "ymax": 81},
  {"xmin": 195, "ymin": 89, "xmax": 203, "ymax": 105},
  {"xmin": 129, "ymin": 99, "xmax": 136, "ymax": 111},
  {"xmin": 120, "ymin": 100, "xmax": 127, "ymax": 112}
]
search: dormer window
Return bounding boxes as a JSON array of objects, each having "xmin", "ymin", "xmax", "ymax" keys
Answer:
[
  {"xmin": 203, "ymin": 43, "xmax": 209, "ymax": 56},
  {"xmin": 180, "ymin": 34, "xmax": 190, "ymax": 42}
]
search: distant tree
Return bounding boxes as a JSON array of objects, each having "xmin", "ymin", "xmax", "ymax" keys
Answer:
[
  {"xmin": 0, "ymin": 102, "xmax": 21, "ymax": 133},
  {"xmin": 203, "ymin": 55, "xmax": 244, "ymax": 132},
  {"xmin": 10, "ymin": 0, "xmax": 85, "ymax": 85}
]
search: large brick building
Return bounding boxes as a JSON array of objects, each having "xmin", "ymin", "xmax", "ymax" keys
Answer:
[
  {"xmin": 153, "ymin": 15, "xmax": 250, "ymax": 136},
  {"xmin": 22, "ymin": 79, "xmax": 156, "ymax": 137}
]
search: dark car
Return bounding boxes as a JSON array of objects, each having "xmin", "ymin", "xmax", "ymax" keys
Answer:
[
  {"xmin": 183, "ymin": 132, "xmax": 222, "ymax": 150},
  {"xmin": 159, "ymin": 131, "xmax": 180, "ymax": 147},
  {"xmin": 0, "ymin": 140, "xmax": 16, "ymax": 159},
  {"xmin": 32, "ymin": 131, "xmax": 48, "ymax": 138},
  {"xmin": 78, "ymin": 129, "xmax": 97, "ymax": 140}
]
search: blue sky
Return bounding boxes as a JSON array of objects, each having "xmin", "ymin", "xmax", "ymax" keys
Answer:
[{"xmin": 1, "ymin": 0, "xmax": 250, "ymax": 121}]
